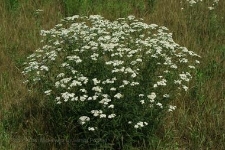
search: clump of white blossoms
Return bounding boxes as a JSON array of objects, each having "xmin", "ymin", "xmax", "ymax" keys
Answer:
[
  {"xmin": 181, "ymin": 0, "xmax": 219, "ymax": 10},
  {"xmin": 22, "ymin": 15, "xmax": 200, "ymax": 144}
]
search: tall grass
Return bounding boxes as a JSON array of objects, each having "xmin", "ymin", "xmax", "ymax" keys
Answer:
[
  {"xmin": 62, "ymin": 0, "xmax": 156, "ymax": 17},
  {"xmin": 0, "ymin": 0, "xmax": 224, "ymax": 149}
]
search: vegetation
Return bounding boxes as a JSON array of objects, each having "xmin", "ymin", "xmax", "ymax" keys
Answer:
[{"xmin": 0, "ymin": 0, "xmax": 224, "ymax": 149}]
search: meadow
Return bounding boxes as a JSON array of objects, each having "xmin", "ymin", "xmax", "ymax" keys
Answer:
[{"xmin": 0, "ymin": 0, "xmax": 224, "ymax": 149}]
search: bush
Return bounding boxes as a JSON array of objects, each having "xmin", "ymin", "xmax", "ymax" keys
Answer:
[{"xmin": 22, "ymin": 15, "xmax": 200, "ymax": 149}]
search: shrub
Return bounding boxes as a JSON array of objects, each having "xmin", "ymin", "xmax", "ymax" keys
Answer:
[{"xmin": 22, "ymin": 15, "xmax": 200, "ymax": 149}]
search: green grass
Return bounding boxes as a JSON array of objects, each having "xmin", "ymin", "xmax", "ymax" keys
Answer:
[{"xmin": 0, "ymin": 0, "xmax": 225, "ymax": 149}]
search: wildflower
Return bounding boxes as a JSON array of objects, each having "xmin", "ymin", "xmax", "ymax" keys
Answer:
[
  {"xmin": 56, "ymin": 101, "xmax": 62, "ymax": 104},
  {"xmin": 23, "ymin": 15, "xmax": 200, "ymax": 140},
  {"xmin": 100, "ymin": 114, "xmax": 106, "ymax": 118},
  {"xmin": 40, "ymin": 65, "xmax": 49, "ymax": 71},
  {"xmin": 208, "ymin": 7, "xmax": 214, "ymax": 10},
  {"xmin": 128, "ymin": 15, "xmax": 135, "ymax": 20},
  {"xmin": 110, "ymin": 87, "xmax": 116, "ymax": 91},
  {"xmin": 92, "ymin": 78, "xmax": 101, "ymax": 85},
  {"xmin": 163, "ymin": 94, "xmax": 170, "ymax": 98},
  {"xmin": 80, "ymin": 95, "xmax": 88, "ymax": 101},
  {"xmin": 147, "ymin": 92, "xmax": 156, "ymax": 100},
  {"xmin": 108, "ymin": 104, "xmax": 114, "ymax": 108},
  {"xmin": 122, "ymin": 80, "xmax": 129, "ymax": 85},
  {"xmin": 44, "ymin": 90, "xmax": 52, "ymax": 95},
  {"xmin": 114, "ymin": 93, "xmax": 123, "ymax": 99},
  {"xmin": 92, "ymin": 86, "xmax": 103, "ymax": 92},
  {"xmin": 88, "ymin": 127, "xmax": 95, "ymax": 131},
  {"xmin": 140, "ymin": 100, "xmax": 145, "ymax": 104},
  {"xmin": 157, "ymin": 79, "xmax": 167, "ymax": 86},
  {"xmin": 174, "ymin": 80, "xmax": 182, "ymax": 84},
  {"xmin": 188, "ymin": 65, "xmax": 195, "ymax": 69},
  {"xmin": 139, "ymin": 94, "xmax": 144, "ymax": 97},
  {"xmin": 156, "ymin": 102, "xmax": 163, "ymax": 108},
  {"xmin": 108, "ymin": 114, "xmax": 116, "ymax": 118},
  {"xmin": 79, "ymin": 116, "xmax": 90, "ymax": 125},
  {"xmin": 99, "ymin": 97, "xmax": 111, "ymax": 105},
  {"xmin": 179, "ymin": 73, "xmax": 190, "ymax": 82},
  {"xmin": 168, "ymin": 105, "xmax": 177, "ymax": 112},
  {"xmin": 182, "ymin": 85, "xmax": 189, "ymax": 91},
  {"xmin": 130, "ymin": 82, "xmax": 139, "ymax": 86},
  {"xmin": 57, "ymin": 73, "xmax": 65, "ymax": 78},
  {"xmin": 134, "ymin": 121, "xmax": 148, "ymax": 129}
]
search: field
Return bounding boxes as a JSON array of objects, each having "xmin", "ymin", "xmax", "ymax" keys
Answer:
[{"xmin": 0, "ymin": 0, "xmax": 225, "ymax": 149}]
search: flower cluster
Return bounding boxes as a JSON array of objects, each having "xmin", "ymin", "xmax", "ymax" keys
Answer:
[
  {"xmin": 22, "ymin": 15, "xmax": 200, "ymax": 136},
  {"xmin": 181, "ymin": 0, "xmax": 220, "ymax": 10}
]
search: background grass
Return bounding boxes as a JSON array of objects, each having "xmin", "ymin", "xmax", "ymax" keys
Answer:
[{"xmin": 0, "ymin": 0, "xmax": 224, "ymax": 149}]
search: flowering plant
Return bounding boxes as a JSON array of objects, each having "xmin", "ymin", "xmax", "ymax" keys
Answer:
[
  {"xmin": 181, "ymin": 0, "xmax": 219, "ymax": 10},
  {"xmin": 23, "ymin": 15, "xmax": 200, "ymax": 148}
]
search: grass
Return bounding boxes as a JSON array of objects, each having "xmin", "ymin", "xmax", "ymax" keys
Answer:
[{"xmin": 0, "ymin": 0, "xmax": 224, "ymax": 149}]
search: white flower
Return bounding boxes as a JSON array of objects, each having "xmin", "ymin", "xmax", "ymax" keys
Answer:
[
  {"xmin": 139, "ymin": 94, "xmax": 144, "ymax": 97},
  {"xmin": 57, "ymin": 73, "xmax": 65, "ymax": 78},
  {"xmin": 80, "ymin": 88, "xmax": 87, "ymax": 93},
  {"xmin": 79, "ymin": 116, "xmax": 90, "ymax": 125},
  {"xmin": 128, "ymin": 15, "xmax": 135, "ymax": 20},
  {"xmin": 114, "ymin": 93, "xmax": 123, "ymax": 99},
  {"xmin": 87, "ymin": 97, "xmax": 92, "ymax": 100},
  {"xmin": 100, "ymin": 114, "xmax": 106, "ymax": 118},
  {"xmin": 179, "ymin": 73, "xmax": 190, "ymax": 82},
  {"xmin": 168, "ymin": 105, "xmax": 177, "ymax": 112},
  {"xmin": 182, "ymin": 85, "xmax": 189, "ymax": 91},
  {"xmin": 136, "ymin": 58, "xmax": 142, "ymax": 62},
  {"xmin": 92, "ymin": 95, "xmax": 98, "ymax": 100},
  {"xmin": 80, "ymin": 95, "xmax": 88, "ymax": 101},
  {"xmin": 140, "ymin": 100, "xmax": 145, "ymax": 104},
  {"xmin": 108, "ymin": 104, "xmax": 114, "ymax": 108},
  {"xmin": 134, "ymin": 121, "xmax": 148, "ymax": 129},
  {"xmin": 163, "ymin": 94, "xmax": 170, "ymax": 98},
  {"xmin": 91, "ymin": 110, "xmax": 103, "ymax": 117},
  {"xmin": 156, "ymin": 102, "xmax": 163, "ymax": 108},
  {"xmin": 174, "ymin": 80, "xmax": 182, "ymax": 84},
  {"xmin": 195, "ymin": 60, "xmax": 200, "ymax": 64},
  {"xmin": 179, "ymin": 58, "xmax": 188, "ymax": 63},
  {"xmin": 56, "ymin": 101, "xmax": 62, "ymax": 104},
  {"xmin": 110, "ymin": 87, "xmax": 116, "ymax": 91},
  {"xmin": 99, "ymin": 98, "xmax": 111, "ymax": 105},
  {"xmin": 131, "ymin": 73, "xmax": 137, "ymax": 78},
  {"xmin": 170, "ymin": 64, "xmax": 177, "ymax": 69},
  {"xmin": 88, "ymin": 127, "xmax": 95, "ymax": 131},
  {"xmin": 147, "ymin": 92, "xmax": 156, "ymax": 100},
  {"xmin": 157, "ymin": 79, "xmax": 167, "ymax": 86},
  {"xmin": 208, "ymin": 7, "xmax": 214, "ymax": 10},
  {"xmin": 92, "ymin": 86, "xmax": 102, "ymax": 92},
  {"xmin": 44, "ymin": 90, "xmax": 52, "ymax": 95},
  {"xmin": 137, "ymin": 122, "xmax": 144, "ymax": 127},
  {"xmin": 130, "ymin": 82, "xmax": 139, "ymax": 86},
  {"xmin": 40, "ymin": 65, "xmax": 49, "ymax": 71},
  {"xmin": 60, "ymin": 77, "xmax": 72, "ymax": 84},
  {"xmin": 122, "ymin": 80, "xmax": 129, "ymax": 85},
  {"xmin": 188, "ymin": 65, "xmax": 195, "ymax": 69},
  {"xmin": 153, "ymin": 84, "xmax": 158, "ymax": 88},
  {"xmin": 108, "ymin": 114, "xmax": 116, "ymax": 118},
  {"xmin": 92, "ymin": 78, "xmax": 101, "ymax": 85}
]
